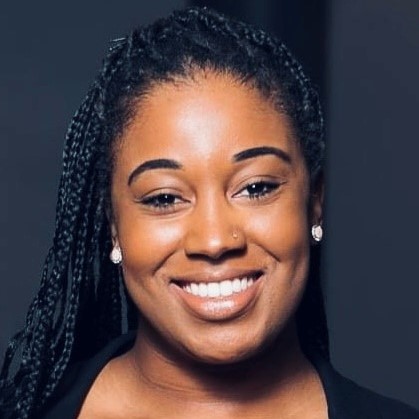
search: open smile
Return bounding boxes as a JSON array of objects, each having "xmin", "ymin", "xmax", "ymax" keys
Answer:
[
  {"xmin": 170, "ymin": 271, "xmax": 264, "ymax": 321},
  {"xmin": 174, "ymin": 274, "xmax": 260, "ymax": 298}
]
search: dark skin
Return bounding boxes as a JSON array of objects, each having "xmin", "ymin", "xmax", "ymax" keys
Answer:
[{"xmin": 78, "ymin": 72, "xmax": 327, "ymax": 418}]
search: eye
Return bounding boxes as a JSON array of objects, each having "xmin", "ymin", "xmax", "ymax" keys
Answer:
[
  {"xmin": 236, "ymin": 180, "xmax": 280, "ymax": 200},
  {"xmin": 139, "ymin": 193, "xmax": 186, "ymax": 212}
]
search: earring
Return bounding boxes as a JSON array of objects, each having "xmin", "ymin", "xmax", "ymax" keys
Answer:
[
  {"xmin": 110, "ymin": 245, "xmax": 122, "ymax": 264},
  {"xmin": 311, "ymin": 224, "xmax": 323, "ymax": 242}
]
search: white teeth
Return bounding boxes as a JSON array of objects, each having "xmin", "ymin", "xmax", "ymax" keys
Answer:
[
  {"xmin": 191, "ymin": 283, "xmax": 199, "ymax": 295},
  {"xmin": 198, "ymin": 283, "xmax": 208, "ymax": 297},
  {"xmin": 182, "ymin": 276, "xmax": 257, "ymax": 297},
  {"xmin": 220, "ymin": 280, "xmax": 233, "ymax": 296},
  {"xmin": 240, "ymin": 278, "xmax": 247, "ymax": 291},
  {"xmin": 232, "ymin": 278, "xmax": 241, "ymax": 293},
  {"xmin": 208, "ymin": 282, "xmax": 220, "ymax": 297}
]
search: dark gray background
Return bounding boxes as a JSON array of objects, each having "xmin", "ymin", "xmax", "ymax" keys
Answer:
[{"xmin": 1, "ymin": 0, "xmax": 418, "ymax": 410}]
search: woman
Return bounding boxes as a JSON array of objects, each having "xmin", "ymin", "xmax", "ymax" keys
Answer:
[{"xmin": 1, "ymin": 6, "xmax": 418, "ymax": 419}]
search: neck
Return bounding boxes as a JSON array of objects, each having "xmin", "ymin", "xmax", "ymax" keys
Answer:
[{"xmin": 121, "ymin": 319, "xmax": 314, "ymax": 405}]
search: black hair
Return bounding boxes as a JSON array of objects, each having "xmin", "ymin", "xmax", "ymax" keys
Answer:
[{"xmin": 0, "ymin": 6, "xmax": 327, "ymax": 418}]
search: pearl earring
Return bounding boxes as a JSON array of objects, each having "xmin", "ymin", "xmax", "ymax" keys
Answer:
[
  {"xmin": 110, "ymin": 245, "xmax": 122, "ymax": 264},
  {"xmin": 311, "ymin": 224, "xmax": 323, "ymax": 242}
]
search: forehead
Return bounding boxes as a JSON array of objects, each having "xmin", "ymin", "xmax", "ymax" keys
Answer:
[{"xmin": 115, "ymin": 72, "xmax": 303, "ymax": 168}]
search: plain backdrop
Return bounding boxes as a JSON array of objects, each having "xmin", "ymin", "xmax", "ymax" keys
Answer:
[{"xmin": 1, "ymin": 0, "xmax": 418, "ymax": 410}]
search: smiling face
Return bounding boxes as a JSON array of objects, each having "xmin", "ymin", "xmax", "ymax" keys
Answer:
[{"xmin": 110, "ymin": 72, "xmax": 321, "ymax": 364}]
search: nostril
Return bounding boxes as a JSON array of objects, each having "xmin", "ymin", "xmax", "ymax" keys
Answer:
[
  {"xmin": 183, "ymin": 216, "xmax": 246, "ymax": 260},
  {"xmin": 185, "ymin": 245, "xmax": 247, "ymax": 262}
]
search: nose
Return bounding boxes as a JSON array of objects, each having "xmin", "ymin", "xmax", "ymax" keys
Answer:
[{"xmin": 184, "ymin": 198, "xmax": 246, "ymax": 260}]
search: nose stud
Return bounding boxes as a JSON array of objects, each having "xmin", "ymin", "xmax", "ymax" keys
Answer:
[{"xmin": 232, "ymin": 230, "xmax": 239, "ymax": 240}]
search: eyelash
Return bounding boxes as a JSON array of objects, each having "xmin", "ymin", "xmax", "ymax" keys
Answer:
[
  {"xmin": 140, "ymin": 193, "xmax": 185, "ymax": 211},
  {"xmin": 235, "ymin": 180, "xmax": 280, "ymax": 200},
  {"xmin": 139, "ymin": 181, "xmax": 281, "ymax": 212}
]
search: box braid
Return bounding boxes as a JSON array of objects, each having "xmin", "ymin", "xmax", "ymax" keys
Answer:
[{"xmin": 0, "ymin": 6, "xmax": 327, "ymax": 418}]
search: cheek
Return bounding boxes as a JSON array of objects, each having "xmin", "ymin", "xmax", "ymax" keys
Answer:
[
  {"xmin": 118, "ymin": 216, "xmax": 184, "ymax": 275},
  {"xmin": 245, "ymin": 198, "xmax": 310, "ymax": 262},
  {"xmin": 245, "ymin": 200, "xmax": 310, "ymax": 329}
]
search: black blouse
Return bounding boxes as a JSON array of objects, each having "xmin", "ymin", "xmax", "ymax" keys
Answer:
[{"xmin": 2, "ymin": 333, "xmax": 419, "ymax": 418}]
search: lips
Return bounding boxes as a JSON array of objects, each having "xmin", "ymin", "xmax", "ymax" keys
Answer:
[{"xmin": 170, "ymin": 271, "xmax": 263, "ymax": 321}]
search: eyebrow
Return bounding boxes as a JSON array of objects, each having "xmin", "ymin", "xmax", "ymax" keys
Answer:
[
  {"xmin": 128, "ymin": 159, "xmax": 183, "ymax": 185},
  {"xmin": 233, "ymin": 146, "xmax": 292, "ymax": 164},
  {"xmin": 127, "ymin": 146, "xmax": 291, "ymax": 185}
]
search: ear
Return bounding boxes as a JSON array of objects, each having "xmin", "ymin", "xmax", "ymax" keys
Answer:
[
  {"xmin": 110, "ymin": 223, "xmax": 119, "ymax": 246},
  {"xmin": 310, "ymin": 171, "xmax": 324, "ymax": 226},
  {"xmin": 106, "ymin": 205, "xmax": 119, "ymax": 246}
]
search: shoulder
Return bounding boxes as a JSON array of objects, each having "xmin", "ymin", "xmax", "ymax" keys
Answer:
[
  {"xmin": 39, "ymin": 333, "xmax": 135, "ymax": 419},
  {"xmin": 338, "ymin": 373, "xmax": 419, "ymax": 419},
  {"xmin": 309, "ymin": 352, "xmax": 419, "ymax": 419}
]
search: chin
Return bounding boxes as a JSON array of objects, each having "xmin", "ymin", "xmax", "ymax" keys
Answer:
[
  {"xmin": 181, "ymin": 326, "xmax": 280, "ymax": 366},
  {"xmin": 190, "ymin": 346, "xmax": 258, "ymax": 366}
]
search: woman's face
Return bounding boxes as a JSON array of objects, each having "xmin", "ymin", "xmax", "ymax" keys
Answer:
[{"xmin": 111, "ymin": 72, "xmax": 321, "ymax": 364}]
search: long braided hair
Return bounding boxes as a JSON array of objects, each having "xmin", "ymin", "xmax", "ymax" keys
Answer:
[{"xmin": 0, "ymin": 7, "xmax": 327, "ymax": 418}]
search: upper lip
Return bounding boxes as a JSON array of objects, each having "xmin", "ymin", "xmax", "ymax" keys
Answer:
[{"xmin": 171, "ymin": 269, "xmax": 264, "ymax": 284}]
